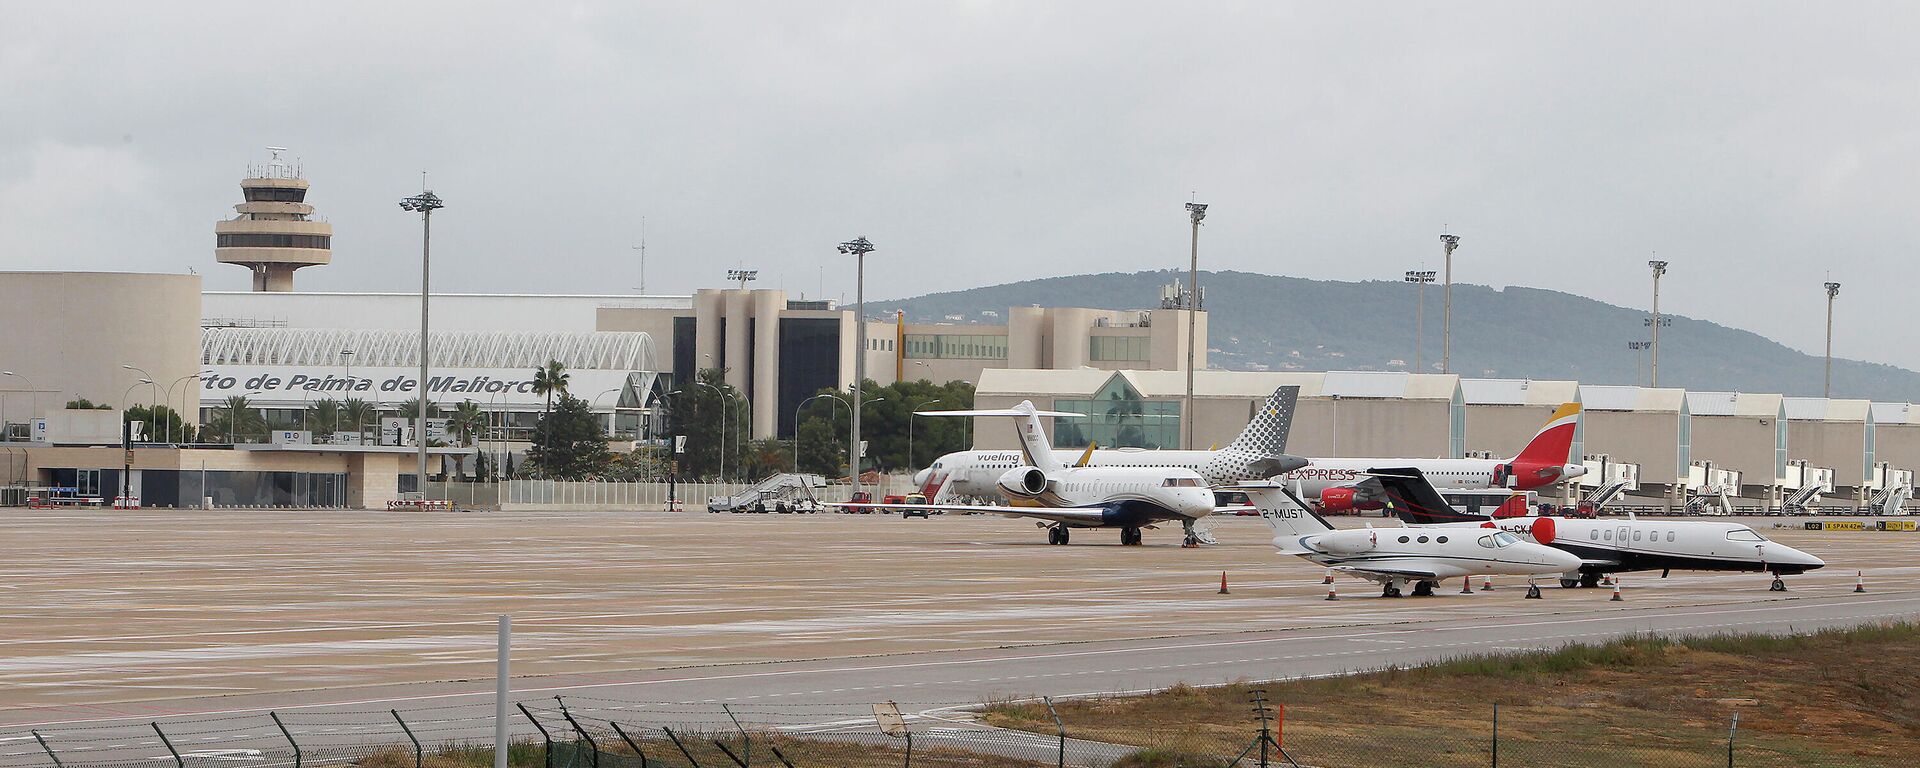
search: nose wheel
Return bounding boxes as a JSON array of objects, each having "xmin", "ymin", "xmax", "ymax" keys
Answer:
[
  {"xmin": 1120, "ymin": 526, "xmax": 1143, "ymax": 546},
  {"xmin": 1769, "ymin": 576, "xmax": 1787, "ymax": 592}
]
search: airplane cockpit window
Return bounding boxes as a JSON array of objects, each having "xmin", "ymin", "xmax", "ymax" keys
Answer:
[
  {"xmin": 1726, "ymin": 529, "xmax": 1766, "ymax": 542},
  {"xmin": 1492, "ymin": 532, "xmax": 1520, "ymax": 547},
  {"xmin": 1477, "ymin": 535, "xmax": 1496, "ymax": 548}
]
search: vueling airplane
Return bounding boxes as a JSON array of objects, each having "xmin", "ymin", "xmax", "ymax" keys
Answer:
[
  {"xmin": 838, "ymin": 401, "xmax": 1217, "ymax": 546},
  {"xmin": 1234, "ymin": 470, "xmax": 1582, "ymax": 597}
]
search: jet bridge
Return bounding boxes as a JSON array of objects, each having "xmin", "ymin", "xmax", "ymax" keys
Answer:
[{"xmin": 1683, "ymin": 461, "xmax": 1742, "ymax": 515}]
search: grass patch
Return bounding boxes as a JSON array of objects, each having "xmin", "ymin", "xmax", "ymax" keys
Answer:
[{"xmin": 981, "ymin": 621, "xmax": 1920, "ymax": 768}]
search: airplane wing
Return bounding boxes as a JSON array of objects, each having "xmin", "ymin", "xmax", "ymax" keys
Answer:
[
  {"xmin": 832, "ymin": 502, "xmax": 1114, "ymax": 525},
  {"xmin": 1333, "ymin": 564, "xmax": 1446, "ymax": 581}
]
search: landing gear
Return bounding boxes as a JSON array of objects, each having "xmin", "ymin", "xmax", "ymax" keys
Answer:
[
  {"xmin": 1559, "ymin": 577, "xmax": 1581, "ymax": 589},
  {"xmin": 1047, "ymin": 526, "xmax": 1071, "ymax": 545},
  {"xmin": 1120, "ymin": 526, "xmax": 1143, "ymax": 546},
  {"xmin": 1770, "ymin": 576, "xmax": 1787, "ymax": 592},
  {"xmin": 1580, "ymin": 572, "xmax": 1602, "ymax": 589},
  {"xmin": 1181, "ymin": 519, "xmax": 1202, "ymax": 548},
  {"xmin": 1411, "ymin": 580, "xmax": 1436, "ymax": 597},
  {"xmin": 1381, "ymin": 579, "xmax": 1406, "ymax": 598}
]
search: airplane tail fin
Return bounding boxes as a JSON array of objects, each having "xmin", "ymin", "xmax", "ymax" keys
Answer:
[
  {"xmin": 1224, "ymin": 386, "xmax": 1299, "ymax": 455},
  {"xmin": 1512, "ymin": 402, "xmax": 1581, "ymax": 468},
  {"xmin": 1371, "ymin": 467, "xmax": 1489, "ymax": 524},
  {"xmin": 1227, "ymin": 481, "xmax": 1336, "ymax": 540},
  {"xmin": 916, "ymin": 401, "xmax": 1077, "ymax": 472}
]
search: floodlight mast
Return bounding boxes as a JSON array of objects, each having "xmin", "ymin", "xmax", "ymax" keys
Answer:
[
  {"xmin": 1183, "ymin": 201, "xmax": 1206, "ymax": 450},
  {"xmin": 1403, "ymin": 270, "xmax": 1436, "ymax": 371},
  {"xmin": 1440, "ymin": 233, "xmax": 1460, "ymax": 373},
  {"xmin": 1648, "ymin": 259, "xmax": 1668, "ymax": 387},
  {"xmin": 400, "ymin": 189, "xmax": 445, "ymax": 495},
  {"xmin": 727, "ymin": 269, "xmax": 759, "ymax": 291},
  {"xmin": 837, "ymin": 236, "xmax": 875, "ymax": 500},
  {"xmin": 1825, "ymin": 281, "xmax": 1841, "ymax": 397}
]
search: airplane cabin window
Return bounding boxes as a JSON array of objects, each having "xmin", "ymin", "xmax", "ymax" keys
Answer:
[
  {"xmin": 1591, "ymin": 530, "xmax": 1599, "ymax": 540},
  {"xmin": 1605, "ymin": 530, "xmax": 1613, "ymax": 540},
  {"xmin": 1667, "ymin": 532, "xmax": 1675, "ymax": 542},
  {"xmin": 1417, "ymin": 535, "xmax": 1430, "ymax": 543},
  {"xmin": 1398, "ymin": 535, "xmax": 1411, "ymax": 543},
  {"xmin": 1436, "ymin": 536, "xmax": 1448, "ymax": 543},
  {"xmin": 1633, "ymin": 530, "xmax": 1642, "ymax": 541}
]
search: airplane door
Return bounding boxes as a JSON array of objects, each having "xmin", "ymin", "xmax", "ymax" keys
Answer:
[{"xmin": 1617, "ymin": 526, "xmax": 1631, "ymax": 549}]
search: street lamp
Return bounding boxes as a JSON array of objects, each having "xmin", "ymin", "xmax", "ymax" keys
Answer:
[
  {"xmin": 1648, "ymin": 259, "xmax": 1668, "ymax": 387},
  {"xmin": 909, "ymin": 399, "xmax": 942, "ymax": 470},
  {"xmin": 5, "ymin": 371, "xmax": 39, "ymax": 438},
  {"xmin": 166, "ymin": 371, "xmax": 214, "ymax": 443},
  {"xmin": 400, "ymin": 188, "xmax": 445, "ymax": 493},
  {"xmin": 1403, "ymin": 270, "xmax": 1436, "ymax": 371},
  {"xmin": 1440, "ymin": 233, "xmax": 1461, "ymax": 373},
  {"xmin": 121, "ymin": 364, "xmax": 158, "ymax": 412},
  {"xmin": 1825, "ymin": 282, "xmax": 1841, "ymax": 398},
  {"xmin": 792, "ymin": 393, "xmax": 844, "ymax": 473},
  {"xmin": 594, "ymin": 388, "xmax": 622, "ymax": 439},
  {"xmin": 838, "ymin": 236, "xmax": 876, "ymax": 497},
  {"xmin": 1183, "ymin": 201, "xmax": 1207, "ymax": 450}
]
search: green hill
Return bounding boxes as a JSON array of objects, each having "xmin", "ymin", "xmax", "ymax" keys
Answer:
[{"xmin": 869, "ymin": 269, "xmax": 1920, "ymax": 403}]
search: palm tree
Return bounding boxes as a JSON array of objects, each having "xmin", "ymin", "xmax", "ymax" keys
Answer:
[
  {"xmin": 532, "ymin": 360, "xmax": 570, "ymax": 463},
  {"xmin": 450, "ymin": 400, "xmax": 486, "ymax": 481},
  {"xmin": 340, "ymin": 397, "xmax": 376, "ymax": 443},
  {"xmin": 309, "ymin": 398, "xmax": 343, "ymax": 440},
  {"xmin": 211, "ymin": 395, "xmax": 266, "ymax": 444}
]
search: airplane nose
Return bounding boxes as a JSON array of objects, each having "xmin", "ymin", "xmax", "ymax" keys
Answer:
[
  {"xmin": 1783, "ymin": 545, "xmax": 1826, "ymax": 569},
  {"xmin": 1542, "ymin": 546, "xmax": 1583, "ymax": 571},
  {"xmin": 911, "ymin": 468, "xmax": 930, "ymax": 486}
]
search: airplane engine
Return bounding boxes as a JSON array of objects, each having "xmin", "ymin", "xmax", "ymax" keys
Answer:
[
  {"xmin": 1310, "ymin": 528, "xmax": 1377, "ymax": 555},
  {"xmin": 1316, "ymin": 487, "xmax": 1384, "ymax": 513},
  {"xmin": 997, "ymin": 466, "xmax": 1050, "ymax": 497}
]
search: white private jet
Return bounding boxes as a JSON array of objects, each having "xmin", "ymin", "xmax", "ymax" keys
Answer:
[
  {"xmin": 912, "ymin": 386, "xmax": 1308, "ymax": 502},
  {"xmin": 1235, "ymin": 473, "xmax": 1583, "ymax": 598},
  {"xmin": 1377, "ymin": 468, "xmax": 1827, "ymax": 591},
  {"xmin": 838, "ymin": 401, "xmax": 1217, "ymax": 546}
]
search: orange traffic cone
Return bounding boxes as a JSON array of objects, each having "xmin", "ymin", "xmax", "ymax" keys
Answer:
[
  {"xmin": 1459, "ymin": 577, "xmax": 1474, "ymax": 594},
  {"xmin": 1480, "ymin": 575, "xmax": 1494, "ymax": 592},
  {"xmin": 1218, "ymin": 571, "xmax": 1231, "ymax": 595},
  {"xmin": 1322, "ymin": 568, "xmax": 1335, "ymax": 585},
  {"xmin": 1610, "ymin": 579, "xmax": 1624, "ymax": 601},
  {"xmin": 1855, "ymin": 570, "xmax": 1866, "ymax": 593},
  {"xmin": 1324, "ymin": 581, "xmax": 1339, "ymax": 601}
]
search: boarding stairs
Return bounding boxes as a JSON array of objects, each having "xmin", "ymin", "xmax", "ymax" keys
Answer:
[
  {"xmin": 1685, "ymin": 484, "xmax": 1735, "ymax": 516},
  {"xmin": 1783, "ymin": 483, "xmax": 1824, "ymax": 515},
  {"xmin": 1872, "ymin": 486, "xmax": 1912, "ymax": 516},
  {"xmin": 707, "ymin": 473, "xmax": 828, "ymax": 512},
  {"xmin": 1582, "ymin": 477, "xmax": 1633, "ymax": 512}
]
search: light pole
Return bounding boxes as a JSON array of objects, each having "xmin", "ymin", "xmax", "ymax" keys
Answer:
[
  {"xmin": 1183, "ymin": 201, "xmax": 1206, "ymax": 450},
  {"xmin": 793, "ymin": 393, "xmax": 843, "ymax": 473},
  {"xmin": 594, "ymin": 388, "xmax": 621, "ymax": 437},
  {"xmin": 1824, "ymin": 281, "xmax": 1841, "ymax": 397},
  {"xmin": 909, "ymin": 398, "xmax": 942, "ymax": 470},
  {"xmin": 1403, "ymin": 270, "xmax": 1436, "ymax": 371},
  {"xmin": 1648, "ymin": 260, "xmax": 1668, "ymax": 387},
  {"xmin": 165, "ymin": 371, "xmax": 212, "ymax": 443},
  {"xmin": 1440, "ymin": 233, "xmax": 1461, "ymax": 374},
  {"xmin": 400, "ymin": 189, "xmax": 445, "ymax": 493},
  {"xmin": 2, "ymin": 371, "xmax": 36, "ymax": 440},
  {"xmin": 121, "ymin": 365, "xmax": 158, "ymax": 414},
  {"xmin": 838, "ymin": 236, "xmax": 876, "ymax": 497},
  {"xmin": 692, "ymin": 379, "xmax": 728, "ymax": 481},
  {"xmin": 1627, "ymin": 341, "xmax": 1652, "ymax": 385}
]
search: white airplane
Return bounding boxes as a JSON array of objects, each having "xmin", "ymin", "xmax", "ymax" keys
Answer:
[
  {"xmin": 838, "ymin": 401, "xmax": 1217, "ymax": 546},
  {"xmin": 912, "ymin": 386, "xmax": 1307, "ymax": 502},
  {"xmin": 1377, "ymin": 469, "xmax": 1827, "ymax": 591},
  {"xmin": 1236, "ymin": 472, "xmax": 1583, "ymax": 598},
  {"xmin": 1287, "ymin": 403, "xmax": 1588, "ymax": 512}
]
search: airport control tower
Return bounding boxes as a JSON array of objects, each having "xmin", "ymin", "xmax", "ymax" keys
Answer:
[{"xmin": 214, "ymin": 148, "xmax": 332, "ymax": 291}]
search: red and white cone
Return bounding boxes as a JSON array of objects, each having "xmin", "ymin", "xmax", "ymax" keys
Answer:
[
  {"xmin": 1459, "ymin": 576, "xmax": 1475, "ymax": 594},
  {"xmin": 1324, "ymin": 580, "xmax": 1339, "ymax": 601},
  {"xmin": 1218, "ymin": 571, "xmax": 1231, "ymax": 595},
  {"xmin": 1855, "ymin": 570, "xmax": 1866, "ymax": 593},
  {"xmin": 1480, "ymin": 575, "xmax": 1494, "ymax": 592},
  {"xmin": 1322, "ymin": 568, "xmax": 1335, "ymax": 585},
  {"xmin": 1610, "ymin": 579, "xmax": 1624, "ymax": 601}
]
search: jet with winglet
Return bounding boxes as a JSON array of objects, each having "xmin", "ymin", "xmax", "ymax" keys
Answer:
[
  {"xmin": 1232, "ymin": 471, "xmax": 1582, "ymax": 597},
  {"xmin": 835, "ymin": 400, "xmax": 1217, "ymax": 546}
]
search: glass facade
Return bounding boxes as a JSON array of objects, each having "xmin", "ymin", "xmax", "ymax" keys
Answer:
[
  {"xmin": 1052, "ymin": 375, "xmax": 1180, "ymax": 449},
  {"xmin": 903, "ymin": 334, "xmax": 1007, "ymax": 360},
  {"xmin": 1088, "ymin": 335, "xmax": 1151, "ymax": 362},
  {"xmin": 777, "ymin": 318, "xmax": 842, "ymax": 437},
  {"xmin": 216, "ymin": 233, "xmax": 331, "ymax": 249},
  {"xmin": 45, "ymin": 467, "xmax": 348, "ymax": 508}
]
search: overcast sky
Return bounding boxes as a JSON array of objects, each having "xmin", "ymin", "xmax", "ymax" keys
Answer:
[{"xmin": 5, "ymin": 2, "xmax": 1916, "ymax": 368}]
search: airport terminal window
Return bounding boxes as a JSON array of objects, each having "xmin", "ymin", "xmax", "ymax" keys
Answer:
[
  {"xmin": 903, "ymin": 333, "xmax": 1007, "ymax": 360},
  {"xmin": 243, "ymin": 186, "xmax": 308, "ymax": 202},
  {"xmin": 1053, "ymin": 376, "xmax": 1179, "ymax": 449},
  {"xmin": 1089, "ymin": 335, "xmax": 1151, "ymax": 362}
]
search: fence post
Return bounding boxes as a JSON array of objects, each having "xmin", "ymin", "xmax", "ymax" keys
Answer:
[
  {"xmin": 392, "ymin": 710, "xmax": 422, "ymax": 768},
  {"xmin": 518, "ymin": 703, "xmax": 554, "ymax": 768},
  {"xmin": 609, "ymin": 722, "xmax": 649, "ymax": 768},
  {"xmin": 662, "ymin": 728, "xmax": 701, "ymax": 768},
  {"xmin": 270, "ymin": 712, "xmax": 301, "ymax": 768},
  {"xmin": 1249, "ymin": 689, "xmax": 1272, "ymax": 768},
  {"xmin": 711, "ymin": 742, "xmax": 748, "ymax": 768},
  {"xmin": 29, "ymin": 730, "xmax": 62, "ymax": 768},
  {"xmin": 556, "ymin": 698, "xmax": 600, "ymax": 768},
  {"xmin": 1042, "ymin": 697, "xmax": 1066, "ymax": 768},
  {"xmin": 721, "ymin": 702, "xmax": 749, "ymax": 768},
  {"xmin": 1491, "ymin": 703, "xmax": 1499, "ymax": 768},
  {"xmin": 151, "ymin": 723, "xmax": 184, "ymax": 768},
  {"xmin": 765, "ymin": 746, "xmax": 796, "ymax": 768},
  {"xmin": 1726, "ymin": 711, "xmax": 1738, "ymax": 768}
]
